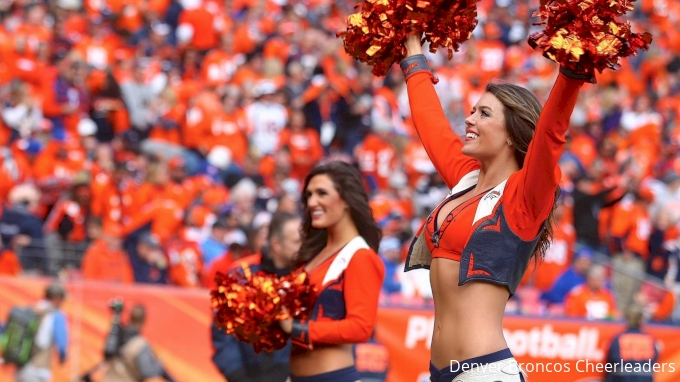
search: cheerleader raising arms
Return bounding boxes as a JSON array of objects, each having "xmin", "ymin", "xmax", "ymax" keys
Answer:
[{"xmin": 401, "ymin": 33, "xmax": 586, "ymax": 382}]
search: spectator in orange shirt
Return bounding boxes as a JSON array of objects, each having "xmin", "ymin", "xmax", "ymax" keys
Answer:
[
  {"xmin": 202, "ymin": 242, "xmax": 248, "ymax": 289},
  {"xmin": 43, "ymin": 175, "xmax": 92, "ymax": 273},
  {"xmin": 0, "ymin": 248, "xmax": 22, "ymax": 276},
  {"xmin": 278, "ymin": 109, "xmax": 324, "ymax": 181},
  {"xmin": 81, "ymin": 223, "xmax": 134, "ymax": 283},
  {"xmin": 565, "ymin": 264, "xmax": 618, "ymax": 320},
  {"xmin": 166, "ymin": 234, "xmax": 203, "ymax": 287},
  {"xmin": 42, "ymin": 53, "xmax": 88, "ymax": 141}
]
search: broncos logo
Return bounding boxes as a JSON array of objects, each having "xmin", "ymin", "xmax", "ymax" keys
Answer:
[{"xmin": 483, "ymin": 190, "xmax": 501, "ymax": 201}]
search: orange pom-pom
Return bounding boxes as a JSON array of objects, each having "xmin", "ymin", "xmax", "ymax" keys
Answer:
[
  {"xmin": 421, "ymin": 0, "xmax": 479, "ymax": 60},
  {"xmin": 337, "ymin": 0, "xmax": 479, "ymax": 77},
  {"xmin": 528, "ymin": 0, "xmax": 652, "ymax": 83},
  {"xmin": 211, "ymin": 266, "xmax": 316, "ymax": 353}
]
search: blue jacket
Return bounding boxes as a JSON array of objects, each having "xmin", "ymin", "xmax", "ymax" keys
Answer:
[
  {"xmin": 541, "ymin": 268, "xmax": 585, "ymax": 304},
  {"xmin": 210, "ymin": 248, "xmax": 291, "ymax": 382},
  {"xmin": 380, "ymin": 256, "xmax": 401, "ymax": 295},
  {"xmin": 604, "ymin": 328, "xmax": 659, "ymax": 382}
]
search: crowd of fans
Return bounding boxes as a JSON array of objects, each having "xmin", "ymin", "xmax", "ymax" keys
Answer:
[{"xmin": 0, "ymin": 0, "xmax": 679, "ymax": 324}]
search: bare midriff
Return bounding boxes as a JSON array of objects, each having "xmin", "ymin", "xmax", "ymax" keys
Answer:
[
  {"xmin": 429, "ymin": 257, "xmax": 511, "ymax": 369},
  {"xmin": 290, "ymin": 344, "xmax": 354, "ymax": 376}
]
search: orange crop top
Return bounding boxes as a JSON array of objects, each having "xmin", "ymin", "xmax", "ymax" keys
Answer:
[
  {"xmin": 424, "ymin": 187, "xmax": 491, "ymax": 262},
  {"xmin": 290, "ymin": 243, "xmax": 385, "ymax": 355}
]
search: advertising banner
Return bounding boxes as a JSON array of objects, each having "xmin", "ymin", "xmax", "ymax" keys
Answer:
[{"xmin": 1, "ymin": 277, "xmax": 679, "ymax": 382}]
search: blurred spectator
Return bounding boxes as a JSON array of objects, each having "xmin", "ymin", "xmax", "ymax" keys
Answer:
[
  {"xmin": 564, "ymin": 264, "xmax": 618, "ymax": 320},
  {"xmin": 245, "ymin": 81, "xmax": 288, "ymax": 157},
  {"xmin": 120, "ymin": 60, "xmax": 156, "ymax": 134},
  {"xmin": 646, "ymin": 208, "xmax": 679, "ymax": 279},
  {"xmin": 379, "ymin": 237, "xmax": 402, "ymax": 296},
  {"xmin": 612, "ymin": 247, "xmax": 646, "ymax": 315},
  {"xmin": 542, "ymin": 247, "xmax": 593, "ymax": 305},
  {"xmin": 165, "ymin": 233, "xmax": 203, "ymax": 287},
  {"xmin": 81, "ymin": 223, "xmax": 134, "ymax": 283},
  {"xmin": 103, "ymin": 304, "xmax": 174, "ymax": 382},
  {"xmin": 604, "ymin": 304, "xmax": 659, "ymax": 382},
  {"xmin": 211, "ymin": 211, "xmax": 301, "ymax": 382},
  {"xmin": 0, "ymin": 245, "xmax": 22, "ymax": 275},
  {"xmin": 572, "ymin": 161, "xmax": 627, "ymax": 255},
  {"xmin": 522, "ymin": 197, "xmax": 576, "ymax": 292},
  {"xmin": 14, "ymin": 282, "xmax": 68, "ymax": 382},
  {"xmin": 0, "ymin": 183, "xmax": 46, "ymax": 272},
  {"xmin": 130, "ymin": 232, "xmax": 168, "ymax": 284},
  {"xmin": 2, "ymin": 80, "xmax": 43, "ymax": 140},
  {"xmin": 200, "ymin": 220, "xmax": 229, "ymax": 267},
  {"xmin": 202, "ymin": 242, "xmax": 247, "ymax": 289},
  {"xmin": 43, "ymin": 172, "xmax": 92, "ymax": 274},
  {"xmin": 42, "ymin": 52, "xmax": 88, "ymax": 141},
  {"xmin": 278, "ymin": 109, "xmax": 324, "ymax": 181}
]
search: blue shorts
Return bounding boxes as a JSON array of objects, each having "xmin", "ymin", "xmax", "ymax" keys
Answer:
[
  {"xmin": 430, "ymin": 348, "xmax": 525, "ymax": 382},
  {"xmin": 291, "ymin": 366, "xmax": 361, "ymax": 382}
]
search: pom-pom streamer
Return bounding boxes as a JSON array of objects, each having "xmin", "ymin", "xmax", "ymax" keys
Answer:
[
  {"xmin": 337, "ymin": 0, "xmax": 479, "ymax": 77},
  {"xmin": 211, "ymin": 266, "xmax": 316, "ymax": 353},
  {"xmin": 528, "ymin": 0, "xmax": 652, "ymax": 83}
]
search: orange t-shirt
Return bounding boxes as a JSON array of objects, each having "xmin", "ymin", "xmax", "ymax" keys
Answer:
[
  {"xmin": 564, "ymin": 285, "xmax": 617, "ymax": 320},
  {"xmin": 81, "ymin": 240, "xmax": 134, "ymax": 283}
]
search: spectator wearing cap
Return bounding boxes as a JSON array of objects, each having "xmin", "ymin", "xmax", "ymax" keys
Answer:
[
  {"xmin": 81, "ymin": 223, "xmax": 134, "ymax": 283},
  {"xmin": 130, "ymin": 232, "xmax": 168, "ymax": 284},
  {"xmin": 378, "ymin": 237, "xmax": 402, "ymax": 296},
  {"xmin": 0, "ymin": 183, "xmax": 46, "ymax": 272},
  {"xmin": 541, "ymin": 247, "xmax": 594, "ymax": 305},
  {"xmin": 564, "ymin": 264, "xmax": 618, "ymax": 320}
]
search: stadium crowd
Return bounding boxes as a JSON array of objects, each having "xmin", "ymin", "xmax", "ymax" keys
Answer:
[{"xmin": 0, "ymin": 0, "xmax": 680, "ymax": 324}]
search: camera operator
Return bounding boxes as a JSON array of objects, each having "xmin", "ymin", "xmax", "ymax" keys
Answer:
[
  {"xmin": 103, "ymin": 304, "xmax": 174, "ymax": 382},
  {"xmin": 211, "ymin": 211, "xmax": 301, "ymax": 382}
]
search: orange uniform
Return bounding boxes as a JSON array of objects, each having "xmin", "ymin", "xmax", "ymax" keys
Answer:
[
  {"xmin": 290, "ymin": 237, "xmax": 385, "ymax": 353},
  {"xmin": 405, "ymin": 69, "xmax": 583, "ymax": 280}
]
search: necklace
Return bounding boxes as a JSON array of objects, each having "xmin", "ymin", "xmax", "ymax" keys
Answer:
[{"xmin": 428, "ymin": 188, "xmax": 491, "ymax": 248}]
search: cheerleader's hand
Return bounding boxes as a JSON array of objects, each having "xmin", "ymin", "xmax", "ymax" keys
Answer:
[
  {"xmin": 280, "ymin": 317, "xmax": 293, "ymax": 334},
  {"xmin": 405, "ymin": 32, "xmax": 423, "ymax": 57}
]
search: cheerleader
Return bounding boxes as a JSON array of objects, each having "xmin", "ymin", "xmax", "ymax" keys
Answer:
[
  {"xmin": 280, "ymin": 161, "xmax": 385, "ymax": 382},
  {"xmin": 400, "ymin": 33, "xmax": 588, "ymax": 382}
]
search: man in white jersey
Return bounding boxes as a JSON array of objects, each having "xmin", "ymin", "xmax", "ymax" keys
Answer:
[{"xmin": 245, "ymin": 81, "xmax": 289, "ymax": 156}]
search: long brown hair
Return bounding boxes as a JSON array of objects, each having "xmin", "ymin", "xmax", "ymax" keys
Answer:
[
  {"xmin": 296, "ymin": 161, "xmax": 382, "ymax": 266},
  {"xmin": 485, "ymin": 82, "xmax": 561, "ymax": 260}
]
